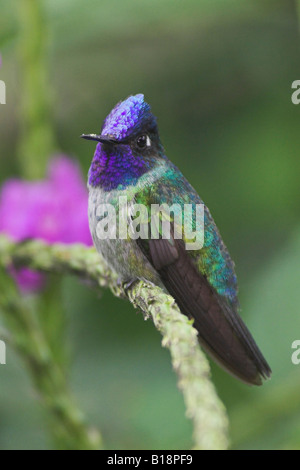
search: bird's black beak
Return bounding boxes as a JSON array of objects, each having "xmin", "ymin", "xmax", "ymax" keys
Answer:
[{"xmin": 80, "ymin": 134, "xmax": 119, "ymax": 145}]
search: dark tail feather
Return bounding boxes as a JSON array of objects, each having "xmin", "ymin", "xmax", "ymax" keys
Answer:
[{"xmin": 148, "ymin": 238, "xmax": 271, "ymax": 385}]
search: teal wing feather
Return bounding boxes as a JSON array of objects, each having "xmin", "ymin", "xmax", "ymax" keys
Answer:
[
  {"xmin": 134, "ymin": 162, "xmax": 271, "ymax": 385},
  {"xmin": 136, "ymin": 162, "xmax": 238, "ymax": 308}
]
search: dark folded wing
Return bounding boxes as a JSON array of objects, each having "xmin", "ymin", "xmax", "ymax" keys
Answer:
[{"xmin": 141, "ymin": 235, "xmax": 271, "ymax": 385}]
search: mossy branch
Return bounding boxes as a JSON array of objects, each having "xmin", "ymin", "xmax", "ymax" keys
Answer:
[
  {"xmin": 0, "ymin": 235, "xmax": 229, "ymax": 450},
  {"xmin": 0, "ymin": 264, "xmax": 102, "ymax": 450}
]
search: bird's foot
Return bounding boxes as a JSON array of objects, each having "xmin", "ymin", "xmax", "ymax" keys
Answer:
[{"xmin": 116, "ymin": 277, "xmax": 139, "ymax": 298}]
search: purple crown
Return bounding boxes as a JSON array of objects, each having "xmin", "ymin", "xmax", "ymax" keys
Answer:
[{"xmin": 101, "ymin": 94, "xmax": 154, "ymax": 140}]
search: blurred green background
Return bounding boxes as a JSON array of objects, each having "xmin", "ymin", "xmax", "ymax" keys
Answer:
[{"xmin": 0, "ymin": 0, "xmax": 300, "ymax": 450}]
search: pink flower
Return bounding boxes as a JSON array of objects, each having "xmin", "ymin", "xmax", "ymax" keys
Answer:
[{"xmin": 0, "ymin": 156, "xmax": 92, "ymax": 292}]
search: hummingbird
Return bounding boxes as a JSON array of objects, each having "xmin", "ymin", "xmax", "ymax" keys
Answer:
[{"xmin": 82, "ymin": 94, "xmax": 271, "ymax": 386}]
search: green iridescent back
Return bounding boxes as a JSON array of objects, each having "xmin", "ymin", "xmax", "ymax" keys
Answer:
[{"xmin": 134, "ymin": 160, "xmax": 239, "ymax": 309}]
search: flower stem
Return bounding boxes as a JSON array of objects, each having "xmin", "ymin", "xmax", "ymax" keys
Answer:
[{"xmin": 17, "ymin": 0, "xmax": 57, "ymax": 178}]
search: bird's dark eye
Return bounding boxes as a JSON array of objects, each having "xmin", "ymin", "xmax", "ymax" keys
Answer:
[{"xmin": 136, "ymin": 134, "xmax": 149, "ymax": 149}]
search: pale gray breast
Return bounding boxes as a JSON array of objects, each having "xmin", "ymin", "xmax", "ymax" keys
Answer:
[{"xmin": 88, "ymin": 185, "xmax": 162, "ymax": 285}]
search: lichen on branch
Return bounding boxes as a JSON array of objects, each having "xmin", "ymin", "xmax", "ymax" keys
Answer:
[{"xmin": 0, "ymin": 234, "xmax": 229, "ymax": 450}]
